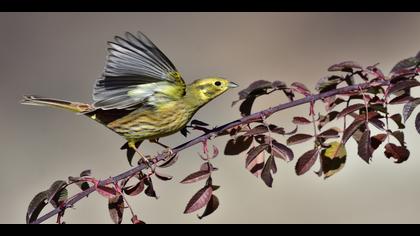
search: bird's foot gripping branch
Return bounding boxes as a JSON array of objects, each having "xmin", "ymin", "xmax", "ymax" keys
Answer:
[{"xmin": 27, "ymin": 52, "xmax": 420, "ymax": 224}]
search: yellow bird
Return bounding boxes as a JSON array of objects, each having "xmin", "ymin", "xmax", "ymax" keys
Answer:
[{"xmin": 22, "ymin": 31, "xmax": 238, "ymax": 162}]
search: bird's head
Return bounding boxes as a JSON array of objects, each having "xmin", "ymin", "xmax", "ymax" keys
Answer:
[{"xmin": 187, "ymin": 77, "xmax": 239, "ymax": 105}]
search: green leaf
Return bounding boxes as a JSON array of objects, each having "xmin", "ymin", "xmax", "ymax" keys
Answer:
[{"xmin": 320, "ymin": 142, "xmax": 347, "ymax": 179}]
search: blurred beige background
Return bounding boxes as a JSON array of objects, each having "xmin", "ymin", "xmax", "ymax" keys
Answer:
[{"xmin": 1, "ymin": 12, "xmax": 420, "ymax": 224}]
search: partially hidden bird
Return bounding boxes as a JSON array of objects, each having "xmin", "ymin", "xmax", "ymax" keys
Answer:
[{"xmin": 21, "ymin": 31, "xmax": 238, "ymax": 163}]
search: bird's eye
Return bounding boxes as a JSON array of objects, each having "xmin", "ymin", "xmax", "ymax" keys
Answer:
[{"xmin": 214, "ymin": 81, "xmax": 222, "ymax": 86}]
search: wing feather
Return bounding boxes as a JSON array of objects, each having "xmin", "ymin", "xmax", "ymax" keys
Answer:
[{"xmin": 93, "ymin": 31, "xmax": 185, "ymax": 110}]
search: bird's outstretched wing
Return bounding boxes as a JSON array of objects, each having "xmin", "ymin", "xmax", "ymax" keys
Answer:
[{"xmin": 93, "ymin": 31, "xmax": 186, "ymax": 110}]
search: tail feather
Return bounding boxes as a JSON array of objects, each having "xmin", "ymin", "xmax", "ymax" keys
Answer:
[{"xmin": 21, "ymin": 95, "xmax": 93, "ymax": 113}]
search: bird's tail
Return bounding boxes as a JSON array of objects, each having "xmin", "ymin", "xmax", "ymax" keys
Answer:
[{"xmin": 21, "ymin": 95, "xmax": 93, "ymax": 113}]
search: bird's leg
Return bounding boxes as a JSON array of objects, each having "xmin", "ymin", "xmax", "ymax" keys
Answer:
[
  {"xmin": 128, "ymin": 141, "xmax": 154, "ymax": 172},
  {"xmin": 149, "ymin": 139, "xmax": 174, "ymax": 157}
]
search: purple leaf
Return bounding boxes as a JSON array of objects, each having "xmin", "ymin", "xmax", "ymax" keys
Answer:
[
  {"xmin": 271, "ymin": 139, "xmax": 294, "ymax": 161},
  {"xmin": 26, "ymin": 190, "xmax": 49, "ymax": 224},
  {"xmin": 79, "ymin": 169, "xmax": 91, "ymax": 177},
  {"xmin": 261, "ymin": 155, "xmax": 277, "ymax": 187},
  {"xmin": 180, "ymin": 170, "xmax": 211, "ymax": 184},
  {"xmin": 292, "ymin": 116, "xmax": 311, "ymax": 125},
  {"xmin": 123, "ymin": 180, "xmax": 145, "ymax": 196},
  {"xmin": 198, "ymin": 194, "xmax": 219, "ymax": 220},
  {"xmin": 155, "ymin": 171, "xmax": 173, "ymax": 181},
  {"xmin": 358, "ymin": 129, "xmax": 373, "ymax": 163},
  {"xmin": 245, "ymin": 125, "xmax": 269, "ymax": 136},
  {"xmin": 371, "ymin": 133, "xmax": 387, "ymax": 151},
  {"xmin": 342, "ymin": 119, "xmax": 365, "ymax": 144},
  {"xmin": 286, "ymin": 134, "xmax": 313, "ymax": 145},
  {"xmin": 415, "ymin": 112, "xmax": 420, "ymax": 134},
  {"xmin": 108, "ymin": 195, "xmax": 124, "ymax": 224},
  {"xmin": 390, "ymin": 114, "xmax": 406, "ymax": 129},
  {"xmin": 224, "ymin": 135, "xmax": 253, "ymax": 155},
  {"xmin": 402, "ymin": 98, "xmax": 420, "ymax": 122},
  {"xmin": 384, "ymin": 143, "xmax": 410, "ymax": 163},
  {"xmin": 246, "ymin": 144, "xmax": 270, "ymax": 168},
  {"xmin": 328, "ymin": 61, "xmax": 363, "ymax": 72},
  {"xmin": 318, "ymin": 128, "xmax": 340, "ymax": 139},
  {"xmin": 184, "ymin": 186, "xmax": 213, "ymax": 214},
  {"xmin": 291, "ymin": 82, "xmax": 311, "ymax": 96},
  {"xmin": 295, "ymin": 149, "xmax": 320, "ymax": 176},
  {"xmin": 388, "ymin": 80, "xmax": 420, "ymax": 95},
  {"xmin": 337, "ymin": 104, "xmax": 365, "ymax": 119}
]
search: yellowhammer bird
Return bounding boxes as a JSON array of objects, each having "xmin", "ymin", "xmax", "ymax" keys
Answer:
[{"xmin": 21, "ymin": 31, "xmax": 238, "ymax": 163}]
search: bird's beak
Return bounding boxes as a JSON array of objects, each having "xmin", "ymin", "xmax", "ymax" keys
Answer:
[{"xmin": 228, "ymin": 81, "xmax": 239, "ymax": 88}]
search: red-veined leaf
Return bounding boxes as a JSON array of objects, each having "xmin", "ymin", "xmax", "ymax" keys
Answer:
[
  {"xmin": 144, "ymin": 179, "xmax": 158, "ymax": 199},
  {"xmin": 246, "ymin": 151, "xmax": 265, "ymax": 177},
  {"xmin": 415, "ymin": 112, "xmax": 420, "ymax": 134}
]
